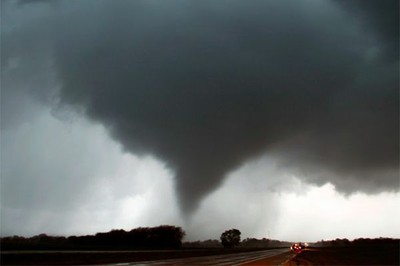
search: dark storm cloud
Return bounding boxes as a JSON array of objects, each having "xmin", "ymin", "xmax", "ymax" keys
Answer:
[
  {"xmin": 17, "ymin": 0, "xmax": 54, "ymax": 5},
  {"xmin": 3, "ymin": 0, "xmax": 398, "ymax": 214},
  {"xmin": 333, "ymin": 0, "xmax": 399, "ymax": 62}
]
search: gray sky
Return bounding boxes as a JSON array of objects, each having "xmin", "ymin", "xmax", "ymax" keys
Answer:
[{"xmin": 1, "ymin": 0, "xmax": 399, "ymax": 241}]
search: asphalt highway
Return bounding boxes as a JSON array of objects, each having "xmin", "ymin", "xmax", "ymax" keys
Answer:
[{"xmin": 108, "ymin": 248, "xmax": 293, "ymax": 266}]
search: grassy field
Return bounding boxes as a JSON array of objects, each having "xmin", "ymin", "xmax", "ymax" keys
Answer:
[{"xmin": 287, "ymin": 245, "xmax": 399, "ymax": 265}]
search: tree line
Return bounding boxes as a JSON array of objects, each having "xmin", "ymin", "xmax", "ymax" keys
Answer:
[
  {"xmin": 1, "ymin": 225, "xmax": 185, "ymax": 250},
  {"xmin": 313, "ymin": 237, "xmax": 399, "ymax": 247},
  {"xmin": 5, "ymin": 226, "xmax": 394, "ymax": 251}
]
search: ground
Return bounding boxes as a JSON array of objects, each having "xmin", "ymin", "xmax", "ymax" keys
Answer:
[
  {"xmin": 2, "ymin": 245, "xmax": 399, "ymax": 265},
  {"xmin": 285, "ymin": 246, "xmax": 399, "ymax": 266}
]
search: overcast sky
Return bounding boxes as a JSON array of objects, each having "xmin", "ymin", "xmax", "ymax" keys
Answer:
[{"xmin": 1, "ymin": 0, "xmax": 399, "ymax": 242}]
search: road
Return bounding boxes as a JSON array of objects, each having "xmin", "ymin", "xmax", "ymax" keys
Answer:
[{"xmin": 108, "ymin": 248, "xmax": 294, "ymax": 266}]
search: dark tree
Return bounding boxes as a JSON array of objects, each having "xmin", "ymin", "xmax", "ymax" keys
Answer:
[{"xmin": 220, "ymin": 229, "xmax": 241, "ymax": 248}]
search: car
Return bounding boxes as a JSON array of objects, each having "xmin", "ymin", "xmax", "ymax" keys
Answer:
[{"xmin": 291, "ymin": 243, "xmax": 303, "ymax": 254}]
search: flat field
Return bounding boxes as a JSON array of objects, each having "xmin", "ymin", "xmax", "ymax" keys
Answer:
[{"xmin": 286, "ymin": 245, "xmax": 399, "ymax": 265}]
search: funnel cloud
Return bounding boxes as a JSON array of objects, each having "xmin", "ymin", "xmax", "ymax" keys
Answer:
[{"xmin": 2, "ymin": 0, "xmax": 398, "ymax": 215}]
